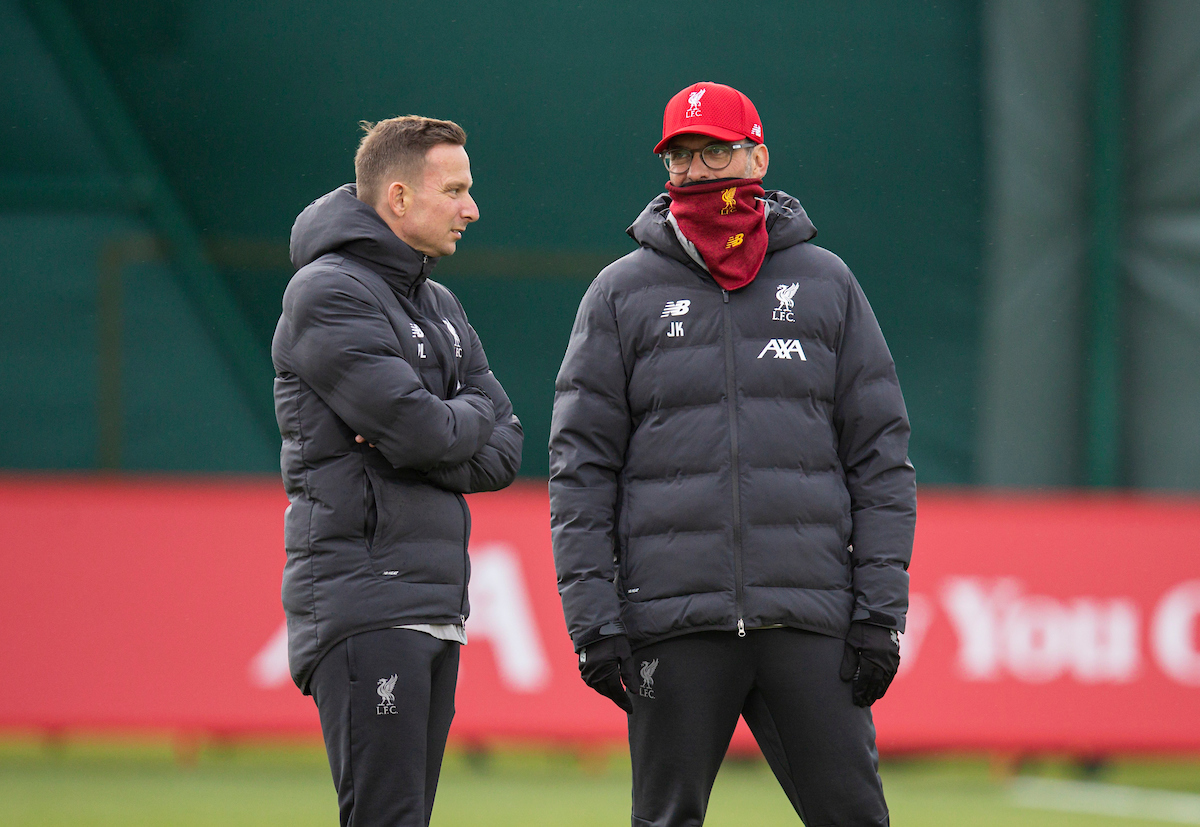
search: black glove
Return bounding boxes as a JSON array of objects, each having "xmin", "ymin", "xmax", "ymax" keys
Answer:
[
  {"xmin": 579, "ymin": 635, "xmax": 636, "ymax": 713},
  {"xmin": 838, "ymin": 621, "xmax": 901, "ymax": 707}
]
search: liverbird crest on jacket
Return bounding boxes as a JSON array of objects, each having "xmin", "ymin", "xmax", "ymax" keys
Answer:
[{"xmin": 776, "ymin": 283, "xmax": 799, "ymax": 310}]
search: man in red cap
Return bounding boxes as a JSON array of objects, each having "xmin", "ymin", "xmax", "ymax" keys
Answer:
[{"xmin": 550, "ymin": 82, "xmax": 915, "ymax": 825}]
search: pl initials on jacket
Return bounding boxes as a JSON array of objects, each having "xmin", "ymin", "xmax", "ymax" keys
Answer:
[
  {"xmin": 273, "ymin": 185, "xmax": 522, "ymax": 693},
  {"xmin": 549, "ymin": 190, "xmax": 916, "ymax": 652}
]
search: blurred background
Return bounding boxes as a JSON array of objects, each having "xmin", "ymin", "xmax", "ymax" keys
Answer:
[
  {"xmin": 6, "ymin": 0, "xmax": 1198, "ymax": 488},
  {"xmin": 3, "ymin": 0, "xmax": 1200, "ymax": 824}
]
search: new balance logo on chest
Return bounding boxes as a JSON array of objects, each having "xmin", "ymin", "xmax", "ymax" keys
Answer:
[
  {"xmin": 410, "ymin": 324, "xmax": 427, "ymax": 359},
  {"xmin": 757, "ymin": 339, "xmax": 807, "ymax": 360},
  {"xmin": 662, "ymin": 300, "xmax": 689, "ymax": 338}
]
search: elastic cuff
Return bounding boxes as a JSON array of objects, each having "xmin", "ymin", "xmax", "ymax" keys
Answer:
[
  {"xmin": 851, "ymin": 608, "xmax": 900, "ymax": 629},
  {"xmin": 574, "ymin": 620, "xmax": 627, "ymax": 652}
]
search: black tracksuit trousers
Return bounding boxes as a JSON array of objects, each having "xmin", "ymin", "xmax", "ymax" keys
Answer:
[
  {"xmin": 628, "ymin": 628, "xmax": 889, "ymax": 827},
  {"xmin": 310, "ymin": 628, "xmax": 459, "ymax": 827}
]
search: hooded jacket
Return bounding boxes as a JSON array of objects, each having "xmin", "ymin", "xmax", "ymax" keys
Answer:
[
  {"xmin": 273, "ymin": 184, "xmax": 523, "ymax": 692},
  {"xmin": 549, "ymin": 190, "xmax": 915, "ymax": 651}
]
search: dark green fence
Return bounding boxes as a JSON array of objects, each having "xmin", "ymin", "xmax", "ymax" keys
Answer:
[{"xmin": 2, "ymin": 0, "xmax": 982, "ymax": 480}]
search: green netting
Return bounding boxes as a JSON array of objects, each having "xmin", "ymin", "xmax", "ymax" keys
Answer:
[{"xmin": 2, "ymin": 0, "xmax": 983, "ymax": 479}]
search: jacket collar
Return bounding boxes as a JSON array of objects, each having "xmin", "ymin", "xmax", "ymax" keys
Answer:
[
  {"xmin": 341, "ymin": 222, "xmax": 438, "ymax": 299},
  {"xmin": 290, "ymin": 183, "xmax": 438, "ymax": 298}
]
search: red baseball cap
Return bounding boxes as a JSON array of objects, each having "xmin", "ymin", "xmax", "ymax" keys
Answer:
[{"xmin": 654, "ymin": 81, "xmax": 764, "ymax": 153}]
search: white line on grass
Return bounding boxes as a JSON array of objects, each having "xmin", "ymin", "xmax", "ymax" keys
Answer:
[{"xmin": 1011, "ymin": 777, "xmax": 1200, "ymax": 824}]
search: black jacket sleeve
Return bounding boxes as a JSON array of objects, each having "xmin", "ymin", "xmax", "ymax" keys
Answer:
[
  {"xmin": 423, "ymin": 322, "xmax": 524, "ymax": 493},
  {"xmin": 282, "ymin": 269, "xmax": 495, "ymax": 471},
  {"xmin": 548, "ymin": 280, "xmax": 631, "ymax": 650},
  {"xmin": 832, "ymin": 273, "xmax": 917, "ymax": 632}
]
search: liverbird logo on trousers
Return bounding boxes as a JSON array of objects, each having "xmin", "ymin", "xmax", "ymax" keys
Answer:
[
  {"xmin": 639, "ymin": 659, "xmax": 659, "ymax": 699},
  {"xmin": 773, "ymin": 283, "xmax": 799, "ymax": 322},
  {"xmin": 685, "ymin": 89, "xmax": 706, "ymax": 117},
  {"xmin": 376, "ymin": 674, "xmax": 398, "ymax": 715}
]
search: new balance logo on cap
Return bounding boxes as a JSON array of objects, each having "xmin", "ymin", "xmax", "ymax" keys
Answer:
[{"xmin": 661, "ymin": 300, "xmax": 691, "ymax": 317}]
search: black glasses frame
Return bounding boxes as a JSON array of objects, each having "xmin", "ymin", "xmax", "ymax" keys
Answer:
[{"xmin": 660, "ymin": 141, "xmax": 756, "ymax": 172}]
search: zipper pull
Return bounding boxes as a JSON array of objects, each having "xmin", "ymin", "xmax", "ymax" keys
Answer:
[
  {"xmin": 460, "ymin": 614, "xmax": 466, "ymax": 626},
  {"xmin": 737, "ymin": 618, "xmax": 746, "ymax": 637},
  {"xmin": 723, "ymin": 289, "xmax": 729, "ymax": 303}
]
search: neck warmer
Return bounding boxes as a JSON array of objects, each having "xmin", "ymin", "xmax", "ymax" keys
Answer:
[{"xmin": 666, "ymin": 178, "xmax": 768, "ymax": 291}]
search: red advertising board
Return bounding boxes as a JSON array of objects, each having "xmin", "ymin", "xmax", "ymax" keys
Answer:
[
  {"xmin": 880, "ymin": 495, "xmax": 1200, "ymax": 752},
  {"xmin": 1, "ymin": 475, "xmax": 1198, "ymax": 753}
]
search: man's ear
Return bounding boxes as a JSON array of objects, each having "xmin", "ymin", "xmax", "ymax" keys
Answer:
[
  {"xmin": 750, "ymin": 144, "xmax": 769, "ymax": 179},
  {"xmin": 383, "ymin": 180, "xmax": 410, "ymax": 219}
]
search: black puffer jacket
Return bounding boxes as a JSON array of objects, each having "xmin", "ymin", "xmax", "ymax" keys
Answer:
[
  {"xmin": 273, "ymin": 184, "xmax": 522, "ymax": 692},
  {"xmin": 549, "ymin": 190, "xmax": 914, "ymax": 651}
]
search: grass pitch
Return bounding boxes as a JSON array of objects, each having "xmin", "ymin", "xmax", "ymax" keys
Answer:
[{"xmin": 2, "ymin": 736, "xmax": 1198, "ymax": 826}]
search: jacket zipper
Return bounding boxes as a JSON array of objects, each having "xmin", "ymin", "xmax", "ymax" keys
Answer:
[
  {"xmin": 407, "ymin": 257, "xmax": 463, "ymax": 398},
  {"xmin": 457, "ymin": 493, "xmax": 470, "ymax": 622},
  {"xmin": 407, "ymin": 255, "xmax": 431, "ymax": 298},
  {"xmin": 417, "ymin": 252, "xmax": 468, "ymax": 626},
  {"xmin": 721, "ymin": 289, "xmax": 746, "ymax": 637}
]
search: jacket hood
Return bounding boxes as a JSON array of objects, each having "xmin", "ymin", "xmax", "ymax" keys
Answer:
[
  {"xmin": 290, "ymin": 183, "xmax": 436, "ymax": 293},
  {"xmin": 627, "ymin": 188, "xmax": 817, "ymax": 267}
]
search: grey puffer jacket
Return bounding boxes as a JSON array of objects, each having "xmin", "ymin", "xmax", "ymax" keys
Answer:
[
  {"xmin": 549, "ymin": 189, "xmax": 914, "ymax": 652},
  {"xmin": 273, "ymin": 184, "xmax": 522, "ymax": 692}
]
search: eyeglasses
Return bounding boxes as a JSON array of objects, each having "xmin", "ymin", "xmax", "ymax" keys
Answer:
[{"xmin": 660, "ymin": 142, "xmax": 756, "ymax": 173}]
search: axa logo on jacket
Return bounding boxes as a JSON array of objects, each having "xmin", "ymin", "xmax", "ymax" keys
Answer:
[{"xmin": 757, "ymin": 339, "xmax": 807, "ymax": 360}]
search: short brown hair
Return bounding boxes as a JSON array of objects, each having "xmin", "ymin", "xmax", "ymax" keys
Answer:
[{"xmin": 354, "ymin": 115, "xmax": 467, "ymax": 207}]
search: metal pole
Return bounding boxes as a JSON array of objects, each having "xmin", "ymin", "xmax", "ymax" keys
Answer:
[
  {"xmin": 20, "ymin": 0, "xmax": 278, "ymax": 446},
  {"xmin": 1085, "ymin": 0, "xmax": 1125, "ymax": 487}
]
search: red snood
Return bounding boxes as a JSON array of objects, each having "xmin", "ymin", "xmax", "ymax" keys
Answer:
[{"xmin": 667, "ymin": 178, "xmax": 768, "ymax": 291}]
